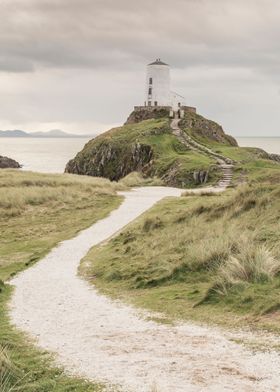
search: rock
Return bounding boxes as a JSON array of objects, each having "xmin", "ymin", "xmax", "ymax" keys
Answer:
[
  {"xmin": 0, "ymin": 279, "xmax": 5, "ymax": 293},
  {"xmin": 65, "ymin": 141, "xmax": 154, "ymax": 181},
  {"xmin": 269, "ymin": 154, "xmax": 280, "ymax": 163},
  {"xmin": 180, "ymin": 112, "xmax": 238, "ymax": 146},
  {"xmin": 0, "ymin": 156, "xmax": 20, "ymax": 169},
  {"xmin": 125, "ymin": 107, "xmax": 170, "ymax": 125},
  {"xmin": 193, "ymin": 170, "xmax": 209, "ymax": 184}
]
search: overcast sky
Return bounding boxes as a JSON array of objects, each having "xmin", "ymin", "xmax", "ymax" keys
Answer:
[{"xmin": 0, "ymin": 0, "xmax": 280, "ymax": 136}]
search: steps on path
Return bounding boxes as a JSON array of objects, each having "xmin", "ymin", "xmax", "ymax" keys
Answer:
[{"xmin": 170, "ymin": 118, "xmax": 234, "ymax": 189}]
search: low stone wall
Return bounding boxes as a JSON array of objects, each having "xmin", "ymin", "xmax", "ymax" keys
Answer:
[
  {"xmin": 134, "ymin": 106, "xmax": 171, "ymax": 112},
  {"xmin": 134, "ymin": 105, "xmax": 197, "ymax": 113},
  {"xmin": 126, "ymin": 105, "xmax": 197, "ymax": 124},
  {"xmin": 181, "ymin": 106, "xmax": 197, "ymax": 113}
]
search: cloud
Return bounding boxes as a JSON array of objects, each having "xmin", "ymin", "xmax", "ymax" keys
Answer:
[
  {"xmin": 0, "ymin": 0, "xmax": 279, "ymax": 136},
  {"xmin": 1, "ymin": 0, "xmax": 280, "ymax": 75}
]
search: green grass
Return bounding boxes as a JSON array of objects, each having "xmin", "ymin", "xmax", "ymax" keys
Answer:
[
  {"xmin": 81, "ymin": 180, "xmax": 280, "ymax": 333},
  {"xmin": 142, "ymin": 132, "xmax": 218, "ymax": 187},
  {"xmin": 0, "ymin": 170, "xmax": 122, "ymax": 281},
  {"xmin": 0, "ymin": 170, "xmax": 123, "ymax": 391},
  {"xmin": 119, "ymin": 172, "xmax": 164, "ymax": 187},
  {"xmin": 67, "ymin": 111, "xmax": 279, "ymax": 189},
  {"xmin": 67, "ymin": 118, "xmax": 218, "ymax": 188},
  {"xmin": 179, "ymin": 113, "xmax": 280, "ymax": 184}
]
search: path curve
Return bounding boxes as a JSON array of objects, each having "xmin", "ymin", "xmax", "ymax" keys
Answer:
[{"xmin": 10, "ymin": 187, "xmax": 280, "ymax": 392}]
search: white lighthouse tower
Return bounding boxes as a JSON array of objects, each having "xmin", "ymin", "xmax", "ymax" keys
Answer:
[
  {"xmin": 132, "ymin": 59, "xmax": 196, "ymax": 119},
  {"xmin": 145, "ymin": 59, "xmax": 170, "ymax": 107}
]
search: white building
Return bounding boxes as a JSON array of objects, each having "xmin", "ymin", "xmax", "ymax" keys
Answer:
[{"xmin": 145, "ymin": 59, "xmax": 185, "ymax": 110}]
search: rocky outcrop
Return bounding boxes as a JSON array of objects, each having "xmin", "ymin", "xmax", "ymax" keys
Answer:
[
  {"xmin": 66, "ymin": 141, "xmax": 153, "ymax": 181},
  {"xmin": 193, "ymin": 170, "xmax": 209, "ymax": 184},
  {"xmin": 0, "ymin": 156, "xmax": 20, "ymax": 169},
  {"xmin": 269, "ymin": 154, "xmax": 280, "ymax": 163},
  {"xmin": 180, "ymin": 112, "xmax": 238, "ymax": 146},
  {"xmin": 245, "ymin": 149, "xmax": 280, "ymax": 162},
  {"xmin": 125, "ymin": 107, "xmax": 170, "ymax": 125}
]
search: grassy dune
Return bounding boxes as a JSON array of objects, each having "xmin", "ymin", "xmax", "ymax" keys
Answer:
[
  {"xmin": 0, "ymin": 170, "xmax": 122, "ymax": 391},
  {"xmin": 82, "ymin": 173, "xmax": 280, "ymax": 332}
]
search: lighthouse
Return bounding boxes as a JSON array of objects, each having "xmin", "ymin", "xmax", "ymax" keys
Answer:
[
  {"xmin": 145, "ymin": 59, "xmax": 171, "ymax": 107},
  {"xmin": 132, "ymin": 59, "xmax": 196, "ymax": 118}
]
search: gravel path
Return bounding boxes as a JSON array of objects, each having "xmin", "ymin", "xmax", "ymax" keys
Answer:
[{"xmin": 10, "ymin": 187, "xmax": 280, "ymax": 392}]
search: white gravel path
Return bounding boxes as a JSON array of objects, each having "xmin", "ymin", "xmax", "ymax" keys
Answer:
[{"xmin": 10, "ymin": 187, "xmax": 280, "ymax": 392}]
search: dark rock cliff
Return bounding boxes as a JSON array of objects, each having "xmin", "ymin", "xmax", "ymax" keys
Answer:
[{"xmin": 66, "ymin": 141, "xmax": 153, "ymax": 181}]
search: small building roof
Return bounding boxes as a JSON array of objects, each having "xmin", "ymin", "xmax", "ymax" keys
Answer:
[{"xmin": 148, "ymin": 58, "xmax": 169, "ymax": 66}]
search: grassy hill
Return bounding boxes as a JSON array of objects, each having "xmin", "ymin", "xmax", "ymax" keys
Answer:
[
  {"xmin": 81, "ymin": 169, "xmax": 280, "ymax": 334},
  {"xmin": 65, "ymin": 110, "xmax": 278, "ymax": 188},
  {"xmin": 0, "ymin": 170, "xmax": 122, "ymax": 392},
  {"xmin": 66, "ymin": 117, "xmax": 218, "ymax": 188}
]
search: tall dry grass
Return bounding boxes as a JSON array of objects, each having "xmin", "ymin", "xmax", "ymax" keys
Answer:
[
  {"xmin": 119, "ymin": 171, "xmax": 163, "ymax": 187},
  {"xmin": 86, "ymin": 182, "xmax": 280, "ymax": 301},
  {"xmin": 0, "ymin": 170, "xmax": 124, "ymax": 218},
  {"xmin": 0, "ymin": 345, "xmax": 22, "ymax": 392},
  {"xmin": 214, "ymin": 242, "xmax": 280, "ymax": 295}
]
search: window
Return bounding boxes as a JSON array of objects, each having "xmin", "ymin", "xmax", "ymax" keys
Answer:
[
  {"xmin": 148, "ymin": 87, "xmax": 152, "ymax": 95},
  {"xmin": 149, "ymin": 77, "xmax": 153, "ymax": 85},
  {"xmin": 148, "ymin": 101, "xmax": 151, "ymax": 106},
  {"xmin": 154, "ymin": 101, "xmax": 158, "ymax": 106}
]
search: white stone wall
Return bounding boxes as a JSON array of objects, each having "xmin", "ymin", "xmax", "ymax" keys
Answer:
[{"xmin": 145, "ymin": 64, "xmax": 171, "ymax": 106}]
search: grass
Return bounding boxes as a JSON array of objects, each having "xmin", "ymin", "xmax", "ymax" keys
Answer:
[
  {"xmin": 140, "ymin": 128, "xmax": 217, "ymax": 187},
  {"xmin": 67, "ymin": 118, "xmax": 219, "ymax": 188},
  {"xmin": 213, "ymin": 244, "xmax": 280, "ymax": 295},
  {"xmin": 67, "ymin": 111, "xmax": 278, "ymax": 189},
  {"xmin": 81, "ymin": 179, "xmax": 280, "ymax": 333},
  {"xmin": 0, "ymin": 344, "xmax": 19, "ymax": 392},
  {"xmin": 0, "ymin": 169, "xmax": 123, "ymax": 391},
  {"xmin": 119, "ymin": 172, "xmax": 163, "ymax": 187},
  {"xmin": 0, "ymin": 170, "xmax": 123, "ymax": 281},
  {"xmin": 179, "ymin": 113, "xmax": 280, "ymax": 184}
]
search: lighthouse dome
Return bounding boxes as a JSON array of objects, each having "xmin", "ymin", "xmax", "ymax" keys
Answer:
[{"xmin": 148, "ymin": 59, "xmax": 169, "ymax": 66}]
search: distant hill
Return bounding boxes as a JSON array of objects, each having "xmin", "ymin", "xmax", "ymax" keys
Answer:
[
  {"xmin": 0, "ymin": 129, "xmax": 92, "ymax": 138},
  {"xmin": 0, "ymin": 130, "xmax": 27, "ymax": 137}
]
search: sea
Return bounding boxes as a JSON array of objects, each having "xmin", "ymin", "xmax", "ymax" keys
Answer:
[
  {"xmin": 0, "ymin": 137, "xmax": 280, "ymax": 174},
  {"xmin": 0, "ymin": 137, "xmax": 91, "ymax": 173}
]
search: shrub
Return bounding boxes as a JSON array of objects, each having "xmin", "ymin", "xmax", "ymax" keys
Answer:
[
  {"xmin": 142, "ymin": 217, "xmax": 163, "ymax": 232},
  {"xmin": 119, "ymin": 172, "xmax": 163, "ymax": 187},
  {"xmin": 214, "ymin": 244, "xmax": 280, "ymax": 295}
]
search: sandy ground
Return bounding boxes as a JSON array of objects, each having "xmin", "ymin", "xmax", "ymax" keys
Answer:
[{"xmin": 10, "ymin": 187, "xmax": 280, "ymax": 392}]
